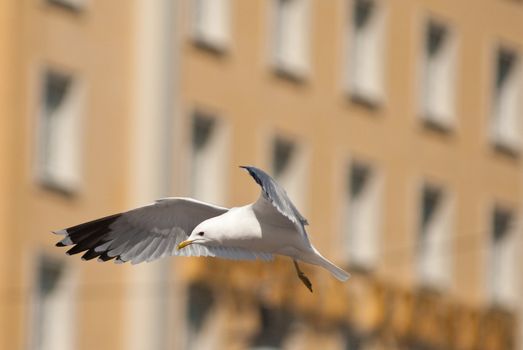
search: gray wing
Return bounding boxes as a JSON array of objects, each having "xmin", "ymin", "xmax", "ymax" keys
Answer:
[
  {"xmin": 53, "ymin": 197, "xmax": 244, "ymax": 264},
  {"xmin": 240, "ymin": 166, "xmax": 311, "ymax": 245}
]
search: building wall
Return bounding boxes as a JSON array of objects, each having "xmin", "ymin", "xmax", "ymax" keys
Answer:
[
  {"xmin": 179, "ymin": 0, "xmax": 523, "ymax": 348},
  {"xmin": 0, "ymin": 1, "xmax": 18, "ymax": 348},
  {"xmin": 180, "ymin": 0, "xmax": 523, "ymax": 294},
  {"xmin": 2, "ymin": 1, "xmax": 133, "ymax": 349},
  {"xmin": 1, "ymin": 0, "xmax": 523, "ymax": 349}
]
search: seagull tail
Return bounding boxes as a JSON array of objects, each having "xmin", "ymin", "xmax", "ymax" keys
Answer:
[
  {"xmin": 312, "ymin": 254, "xmax": 351, "ymax": 282},
  {"xmin": 322, "ymin": 260, "xmax": 351, "ymax": 282}
]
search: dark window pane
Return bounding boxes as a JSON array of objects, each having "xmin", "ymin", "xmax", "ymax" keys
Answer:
[
  {"xmin": 187, "ymin": 282, "xmax": 214, "ymax": 334},
  {"xmin": 349, "ymin": 162, "xmax": 370, "ymax": 198},
  {"xmin": 354, "ymin": 0, "xmax": 374, "ymax": 29},
  {"xmin": 192, "ymin": 113, "xmax": 216, "ymax": 151},
  {"xmin": 273, "ymin": 137, "xmax": 295, "ymax": 176},
  {"xmin": 492, "ymin": 206, "xmax": 512, "ymax": 242},
  {"xmin": 421, "ymin": 185, "xmax": 441, "ymax": 231},
  {"xmin": 38, "ymin": 256, "xmax": 64, "ymax": 297},
  {"xmin": 45, "ymin": 71, "xmax": 71, "ymax": 114},
  {"xmin": 426, "ymin": 21, "xmax": 447, "ymax": 57},
  {"xmin": 496, "ymin": 49, "xmax": 517, "ymax": 90}
]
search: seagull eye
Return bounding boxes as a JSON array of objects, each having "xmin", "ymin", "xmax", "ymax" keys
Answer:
[{"xmin": 197, "ymin": 231, "xmax": 205, "ymax": 236}]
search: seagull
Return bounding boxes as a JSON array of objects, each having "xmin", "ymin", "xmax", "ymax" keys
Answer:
[{"xmin": 54, "ymin": 166, "xmax": 350, "ymax": 292}]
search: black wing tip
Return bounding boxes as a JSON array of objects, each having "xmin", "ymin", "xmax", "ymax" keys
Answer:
[
  {"xmin": 81, "ymin": 249, "xmax": 103, "ymax": 261},
  {"xmin": 97, "ymin": 252, "xmax": 116, "ymax": 263},
  {"xmin": 115, "ymin": 257, "xmax": 126, "ymax": 264},
  {"xmin": 66, "ymin": 245, "xmax": 87, "ymax": 256},
  {"xmin": 54, "ymin": 213, "xmax": 122, "ymax": 261}
]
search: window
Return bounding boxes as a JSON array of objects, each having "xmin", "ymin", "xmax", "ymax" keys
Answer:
[
  {"xmin": 37, "ymin": 69, "xmax": 84, "ymax": 194},
  {"xmin": 343, "ymin": 161, "xmax": 382, "ymax": 269},
  {"xmin": 347, "ymin": 0, "xmax": 386, "ymax": 104},
  {"xmin": 190, "ymin": 112, "xmax": 229, "ymax": 203},
  {"xmin": 273, "ymin": 0, "xmax": 310, "ymax": 78},
  {"xmin": 420, "ymin": 19, "xmax": 457, "ymax": 128},
  {"xmin": 417, "ymin": 184, "xmax": 452, "ymax": 288},
  {"xmin": 32, "ymin": 256, "xmax": 76, "ymax": 350},
  {"xmin": 488, "ymin": 206, "xmax": 518, "ymax": 307},
  {"xmin": 271, "ymin": 136, "xmax": 307, "ymax": 208},
  {"xmin": 185, "ymin": 283, "xmax": 223, "ymax": 350},
  {"xmin": 48, "ymin": 0, "xmax": 85, "ymax": 11},
  {"xmin": 342, "ymin": 328, "xmax": 377, "ymax": 350},
  {"xmin": 491, "ymin": 47, "xmax": 522, "ymax": 151},
  {"xmin": 193, "ymin": 0, "xmax": 231, "ymax": 51},
  {"xmin": 251, "ymin": 305, "xmax": 294, "ymax": 349}
]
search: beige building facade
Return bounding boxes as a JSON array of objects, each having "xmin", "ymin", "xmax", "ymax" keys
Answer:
[{"xmin": 1, "ymin": 0, "xmax": 523, "ymax": 349}]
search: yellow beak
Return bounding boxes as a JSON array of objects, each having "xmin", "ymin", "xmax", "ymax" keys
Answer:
[{"xmin": 177, "ymin": 240, "xmax": 193, "ymax": 250}]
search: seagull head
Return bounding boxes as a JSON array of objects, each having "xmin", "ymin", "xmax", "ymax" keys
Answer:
[{"xmin": 176, "ymin": 219, "xmax": 221, "ymax": 250}]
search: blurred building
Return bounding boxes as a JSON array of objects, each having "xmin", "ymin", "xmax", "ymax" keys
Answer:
[{"xmin": 1, "ymin": 0, "xmax": 523, "ymax": 349}]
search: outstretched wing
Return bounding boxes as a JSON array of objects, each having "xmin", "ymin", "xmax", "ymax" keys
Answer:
[
  {"xmin": 240, "ymin": 165, "xmax": 311, "ymax": 245},
  {"xmin": 54, "ymin": 197, "xmax": 231, "ymax": 264}
]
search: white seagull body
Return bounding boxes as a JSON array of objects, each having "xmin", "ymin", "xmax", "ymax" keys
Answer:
[{"xmin": 54, "ymin": 166, "xmax": 350, "ymax": 291}]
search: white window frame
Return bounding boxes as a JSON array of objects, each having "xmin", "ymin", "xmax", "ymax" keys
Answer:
[
  {"xmin": 189, "ymin": 110, "xmax": 230, "ymax": 204},
  {"xmin": 343, "ymin": 159, "xmax": 383, "ymax": 270},
  {"xmin": 419, "ymin": 18, "xmax": 458, "ymax": 129},
  {"xmin": 30, "ymin": 255, "xmax": 77, "ymax": 350},
  {"xmin": 417, "ymin": 183, "xmax": 453, "ymax": 289},
  {"xmin": 346, "ymin": 0, "xmax": 386, "ymax": 106},
  {"xmin": 192, "ymin": 0, "xmax": 231, "ymax": 52},
  {"xmin": 185, "ymin": 283, "xmax": 229, "ymax": 350},
  {"xmin": 487, "ymin": 204, "xmax": 519, "ymax": 308},
  {"xmin": 271, "ymin": 0, "xmax": 311, "ymax": 80},
  {"xmin": 490, "ymin": 45, "xmax": 523, "ymax": 153},
  {"xmin": 270, "ymin": 135, "xmax": 308, "ymax": 211},
  {"xmin": 35, "ymin": 68, "xmax": 85, "ymax": 195}
]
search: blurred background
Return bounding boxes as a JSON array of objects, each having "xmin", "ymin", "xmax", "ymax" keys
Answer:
[{"xmin": 1, "ymin": 0, "xmax": 522, "ymax": 349}]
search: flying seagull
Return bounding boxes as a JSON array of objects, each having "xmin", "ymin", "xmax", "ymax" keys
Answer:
[{"xmin": 54, "ymin": 166, "xmax": 350, "ymax": 292}]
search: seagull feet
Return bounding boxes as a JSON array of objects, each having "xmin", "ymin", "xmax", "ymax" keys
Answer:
[
  {"xmin": 293, "ymin": 259, "xmax": 313, "ymax": 293},
  {"xmin": 298, "ymin": 271, "xmax": 313, "ymax": 293}
]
